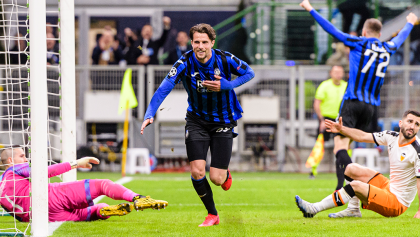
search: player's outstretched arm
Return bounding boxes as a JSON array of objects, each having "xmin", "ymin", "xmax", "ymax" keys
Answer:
[
  {"xmin": 141, "ymin": 79, "xmax": 175, "ymax": 134},
  {"xmin": 325, "ymin": 117, "xmax": 374, "ymax": 143},
  {"xmin": 141, "ymin": 117, "xmax": 154, "ymax": 135},
  {"xmin": 389, "ymin": 13, "xmax": 418, "ymax": 50},
  {"xmin": 407, "ymin": 12, "xmax": 418, "ymax": 25},
  {"xmin": 414, "ymin": 179, "xmax": 420, "ymax": 218},
  {"xmin": 75, "ymin": 157, "xmax": 100, "ymax": 169},
  {"xmin": 300, "ymin": 0, "xmax": 350, "ymax": 43},
  {"xmin": 47, "ymin": 157, "xmax": 99, "ymax": 177},
  {"xmin": 299, "ymin": 0, "xmax": 313, "ymax": 12}
]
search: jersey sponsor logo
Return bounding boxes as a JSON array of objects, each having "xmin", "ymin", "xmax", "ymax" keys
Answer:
[
  {"xmin": 191, "ymin": 72, "xmax": 199, "ymax": 77},
  {"xmin": 168, "ymin": 67, "xmax": 177, "ymax": 77},
  {"xmin": 401, "ymin": 153, "xmax": 406, "ymax": 161},
  {"xmin": 196, "ymin": 79, "xmax": 214, "ymax": 93}
]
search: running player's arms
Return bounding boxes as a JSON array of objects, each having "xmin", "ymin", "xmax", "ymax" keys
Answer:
[{"xmin": 325, "ymin": 117, "xmax": 374, "ymax": 143}]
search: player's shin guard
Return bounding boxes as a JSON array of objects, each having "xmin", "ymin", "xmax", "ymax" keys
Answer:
[
  {"xmin": 335, "ymin": 149, "xmax": 353, "ymax": 190},
  {"xmin": 313, "ymin": 184, "xmax": 354, "ymax": 211},
  {"xmin": 192, "ymin": 176, "xmax": 217, "ymax": 216}
]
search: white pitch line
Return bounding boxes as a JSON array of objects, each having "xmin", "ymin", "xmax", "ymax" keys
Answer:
[
  {"xmin": 174, "ymin": 203, "xmax": 277, "ymax": 206},
  {"xmin": 48, "ymin": 177, "xmax": 134, "ymax": 236}
]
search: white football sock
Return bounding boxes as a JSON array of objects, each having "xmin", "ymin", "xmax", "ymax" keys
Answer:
[{"xmin": 313, "ymin": 188, "xmax": 352, "ymax": 212}]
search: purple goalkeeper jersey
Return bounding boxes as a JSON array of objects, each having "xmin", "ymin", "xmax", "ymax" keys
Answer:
[{"xmin": 0, "ymin": 162, "xmax": 71, "ymax": 222}]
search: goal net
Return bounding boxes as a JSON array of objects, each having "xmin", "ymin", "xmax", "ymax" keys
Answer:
[{"xmin": 0, "ymin": 0, "xmax": 76, "ymax": 236}]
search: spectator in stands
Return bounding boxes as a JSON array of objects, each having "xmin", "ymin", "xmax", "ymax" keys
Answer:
[
  {"xmin": 125, "ymin": 16, "xmax": 171, "ymax": 65},
  {"xmin": 91, "ymin": 29, "xmax": 124, "ymax": 65},
  {"xmin": 164, "ymin": 31, "xmax": 192, "ymax": 65},
  {"xmin": 310, "ymin": 65, "xmax": 347, "ymax": 178},
  {"xmin": 337, "ymin": 0, "xmax": 370, "ymax": 35},
  {"xmin": 326, "ymin": 42, "xmax": 349, "ymax": 70},
  {"xmin": 47, "ymin": 32, "xmax": 59, "ymax": 65},
  {"xmin": 122, "ymin": 27, "xmax": 137, "ymax": 58},
  {"xmin": 10, "ymin": 33, "xmax": 27, "ymax": 65}
]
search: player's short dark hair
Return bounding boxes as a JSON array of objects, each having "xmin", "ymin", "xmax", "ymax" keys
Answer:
[
  {"xmin": 402, "ymin": 109, "xmax": 420, "ymax": 119},
  {"xmin": 363, "ymin": 18, "xmax": 382, "ymax": 35},
  {"xmin": 189, "ymin": 23, "xmax": 216, "ymax": 41}
]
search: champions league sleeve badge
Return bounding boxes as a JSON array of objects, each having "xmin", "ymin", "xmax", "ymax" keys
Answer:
[{"xmin": 169, "ymin": 67, "xmax": 177, "ymax": 77}]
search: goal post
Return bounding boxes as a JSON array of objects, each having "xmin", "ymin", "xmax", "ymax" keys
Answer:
[
  {"xmin": 60, "ymin": 0, "xmax": 77, "ymax": 183},
  {"xmin": 0, "ymin": 0, "xmax": 76, "ymax": 236},
  {"xmin": 29, "ymin": 0, "xmax": 49, "ymax": 235}
]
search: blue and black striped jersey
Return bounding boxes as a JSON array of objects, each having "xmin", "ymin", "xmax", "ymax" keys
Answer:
[
  {"xmin": 311, "ymin": 9, "xmax": 413, "ymax": 106},
  {"xmin": 144, "ymin": 49, "xmax": 254, "ymax": 124}
]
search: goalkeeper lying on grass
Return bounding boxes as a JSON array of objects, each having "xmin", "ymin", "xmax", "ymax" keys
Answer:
[{"xmin": 0, "ymin": 146, "xmax": 167, "ymax": 222}]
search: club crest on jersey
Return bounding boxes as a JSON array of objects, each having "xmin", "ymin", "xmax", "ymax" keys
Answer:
[
  {"xmin": 214, "ymin": 68, "xmax": 220, "ymax": 76},
  {"xmin": 168, "ymin": 67, "xmax": 177, "ymax": 77},
  {"xmin": 401, "ymin": 153, "xmax": 406, "ymax": 161}
]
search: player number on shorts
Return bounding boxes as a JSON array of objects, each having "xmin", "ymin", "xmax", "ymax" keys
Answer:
[
  {"xmin": 361, "ymin": 49, "xmax": 390, "ymax": 78},
  {"xmin": 216, "ymin": 127, "xmax": 231, "ymax": 132}
]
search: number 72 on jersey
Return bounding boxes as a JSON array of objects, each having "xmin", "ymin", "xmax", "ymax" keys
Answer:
[{"xmin": 361, "ymin": 49, "xmax": 390, "ymax": 78}]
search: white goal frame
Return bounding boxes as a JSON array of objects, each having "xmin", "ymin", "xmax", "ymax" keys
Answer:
[{"xmin": 29, "ymin": 0, "xmax": 76, "ymax": 236}]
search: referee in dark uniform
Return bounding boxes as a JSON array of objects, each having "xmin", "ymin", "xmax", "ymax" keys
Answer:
[{"xmin": 141, "ymin": 23, "xmax": 255, "ymax": 226}]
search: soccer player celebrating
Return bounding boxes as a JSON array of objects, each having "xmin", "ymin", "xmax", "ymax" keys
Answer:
[
  {"xmin": 0, "ymin": 146, "xmax": 167, "ymax": 222},
  {"xmin": 296, "ymin": 110, "xmax": 420, "ymax": 219},
  {"xmin": 141, "ymin": 23, "xmax": 255, "ymax": 226},
  {"xmin": 300, "ymin": 0, "xmax": 418, "ymax": 216}
]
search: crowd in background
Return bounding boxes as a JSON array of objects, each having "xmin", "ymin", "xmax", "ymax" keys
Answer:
[{"xmin": 91, "ymin": 16, "xmax": 193, "ymax": 67}]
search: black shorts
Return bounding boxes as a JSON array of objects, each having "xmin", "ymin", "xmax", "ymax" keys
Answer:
[
  {"xmin": 337, "ymin": 99, "xmax": 378, "ymax": 136},
  {"xmin": 318, "ymin": 117, "xmax": 335, "ymax": 142},
  {"xmin": 185, "ymin": 112, "xmax": 236, "ymax": 169}
]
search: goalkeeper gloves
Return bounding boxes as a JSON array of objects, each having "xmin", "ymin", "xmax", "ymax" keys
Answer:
[{"xmin": 70, "ymin": 157, "xmax": 100, "ymax": 169}]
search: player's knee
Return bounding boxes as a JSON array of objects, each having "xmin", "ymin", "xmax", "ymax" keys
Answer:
[
  {"xmin": 191, "ymin": 169, "xmax": 205, "ymax": 180},
  {"xmin": 349, "ymin": 180, "xmax": 363, "ymax": 192},
  {"xmin": 344, "ymin": 163, "xmax": 362, "ymax": 178},
  {"xmin": 344, "ymin": 163, "xmax": 357, "ymax": 177},
  {"xmin": 98, "ymin": 179, "xmax": 113, "ymax": 186},
  {"xmin": 209, "ymin": 174, "xmax": 224, "ymax": 186}
]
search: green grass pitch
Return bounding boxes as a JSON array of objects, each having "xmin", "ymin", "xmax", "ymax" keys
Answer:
[{"xmin": 2, "ymin": 172, "xmax": 420, "ymax": 236}]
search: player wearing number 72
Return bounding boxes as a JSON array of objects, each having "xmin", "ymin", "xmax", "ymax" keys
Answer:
[{"xmin": 299, "ymin": 0, "xmax": 418, "ymax": 217}]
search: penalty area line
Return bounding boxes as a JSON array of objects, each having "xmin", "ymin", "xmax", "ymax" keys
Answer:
[{"xmin": 48, "ymin": 177, "xmax": 134, "ymax": 236}]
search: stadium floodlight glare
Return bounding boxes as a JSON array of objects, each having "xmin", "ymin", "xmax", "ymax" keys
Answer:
[{"xmin": 0, "ymin": 0, "xmax": 75, "ymax": 236}]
